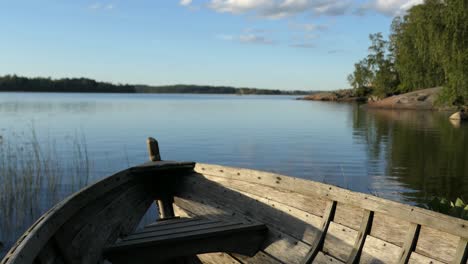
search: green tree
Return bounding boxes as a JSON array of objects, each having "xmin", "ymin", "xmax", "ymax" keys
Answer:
[
  {"xmin": 348, "ymin": 33, "xmax": 399, "ymax": 97},
  {"xmin": 439, "ymin": 0, "xmax": 468, "ymax": 105},
  {"xmin": 347, "ymin": 59, "xmax": 373, "ymax": 96},
  {"xmin": 350, "ymin": 0, "xmax": 467, "ymax": 105}
]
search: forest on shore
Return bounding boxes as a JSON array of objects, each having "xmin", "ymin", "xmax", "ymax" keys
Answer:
[
  {"xmin": 0, "ymin": 75, "xmax": 309, "ymax": 95},
  {"xmin": 348, "ymin": 0, "xmax": 467, "ymax": 106}
]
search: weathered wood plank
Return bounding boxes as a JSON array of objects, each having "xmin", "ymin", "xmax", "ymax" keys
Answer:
[
  {"xmin": 415, "ymin": 226, "xmax": 459, "ymax": 263},
  {"xmin": 178, "ymin": 174, "xmax": 323, "ymax": 245},
  {"xmin": 145, "ymin": 217, "xmax": 197, "ymax": 228},
  {"xmin": 105, "ymin": 223, "xmax": 266, "ymax": 264},
  {"xmin": 195, "ymin": 163, "xmax": 468, "ymax": 239},
  {"xmin": 107, "ymin": 222, "xmax": 266, "ymax": 251},
  {"xmin": 173, "ymin": 195, "xmax": 311, "ymax": 264},
  {"xmin": 302, "ymin": 201, "xmax": 337, "ymax": 264},
  {"xmin": 1, "ymin": 169, "xmax": 134, "ymax": 264},
  {"xmin": 334, "ymin": 204, "xmax": 364, "ymax": 231},
  {"xmin": 120, "ymin": 221, "xmax": 245, "ymax": 243},
  {"xmin": 54, "ymin": 182, "xmax": 141, "ymax": 248},
  {"xmin": 346, "ymin": 210, "xmax": 374, "ymax": 264},
  {"xmin": 201, "ymin": 174, "xmax": 327, "ymax": 218},
  {"xmin": 313, "ymin": 252, "xmax": 345, "ymax": 264},
  {"xmin": 130, "ymin": 161, "xmax": 195, "ymax": 175},
  {"xmin": 323, "ymin": 222, "xmax": 357, "ymax": 262},
  {"xmin": 371, "ymin": 212, "xmax": 411, "ymax": 247},
  {"xmin": 398, "ymin": 223, "xmax": 421, "ymax": 264},
  {"xmin": 64, "ymin": 184, "xmax": 153, "ymax": 264},
  {"xmin": 360, "ymin": 235, "xmax": 401, "ymax": 263},
  {"xmin": 198, "ymin": 253, "xmax": 242, "ymax": 264},
  {"xmin": 451, "ymin": 238, "xmax": 468, "ymax": 264},
  {"xmin": 408, "ymin": 252, "xmax": 445, "ymax": 264},
  {"xmin": 232, "ymin": 252, "xmax": 282, "ymax": 264},
  {"xmin": 142, "ymin": 219, "xmax": 220, "ymax": 234},
  {"xmin": 170, "ymin": 204, "xmax": 247, "ymax": 264}
]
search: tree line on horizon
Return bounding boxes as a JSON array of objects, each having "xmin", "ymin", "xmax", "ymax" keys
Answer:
[
  {"xmin": 348, "ymin": 0, "xmax": 467, "ymax": 106},
  {"xmin": 0, "ymin": 75, "xmax": 309, "ymax": 95}
]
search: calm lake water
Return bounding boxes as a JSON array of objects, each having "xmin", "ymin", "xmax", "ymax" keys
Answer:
[{"xmin": 0, "ymin": 92, "xmax": 467, "ymax": 256}]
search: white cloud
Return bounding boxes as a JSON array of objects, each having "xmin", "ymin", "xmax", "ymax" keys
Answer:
[
  {"xmin": 217, "ymin": 32, "xmax": 274, "ymax": 45},
  {"xmin": 208, "ymin": 0, "xmax": 352, "ymax": 18},
  {"xmin": 180, "ymin": 0, "xmax": 193, "ymax": 6},
  {"xmin": 182, "ymin": 0, "xmax": 424, "ymax": 17},
  {"xmin": 361, "ymin": 0, "xmax": 424, "ymax": 16},
  {"xmin": 209, "ymin": 0, "xmax": 272, "ymax": 14}
]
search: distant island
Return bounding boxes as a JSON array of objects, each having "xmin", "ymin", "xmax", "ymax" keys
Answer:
[{"xmin": 0, "ymin": 75, "xmax": 310, "ymax": 95}]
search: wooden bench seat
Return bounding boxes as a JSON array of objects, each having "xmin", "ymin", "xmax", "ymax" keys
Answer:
[{"xmin": 103, "ymin": 218, "xmax": 267, "ymax": 264}]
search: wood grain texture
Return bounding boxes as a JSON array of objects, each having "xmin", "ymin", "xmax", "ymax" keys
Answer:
[
  {"xmin": 174, "ymin": 203, "xmax": 283, "ymax": 264},
  {"xmin": 323, "ymin": 222, "xmax": 358, "ymax": 262},
  {"xmin": 1, "ymin": 169, "xmax": 134, "ymax": 264},
  {"xmin": 65, "ymin": 184, "xmax": 152, "ymax": 264},
  {"xmin": 398, "ymin": 223, "xmax": 421, "ymax": 264},
  {"xmin": 173, "ymin": 193, "xmax": 311, "ymax": 264},
  {"xmin": 195, "ymin": 163, "xmax": 468, "ymax": 239},
  {"xmin": 334, "ymin": 204, "xmax": 364, "ymax": 231},
  {"xmin": 232, "ymin": 252, "xmax": 283, "ymax": 264},
  {"xmin": 313, "ymin": 252, "xmax": 345, "ymax": 264},
  {"xmin": 202, "ymin": 174, "xmax": 327, "ymax": 218},
  {"xmin": 371, "ymin": 212, "xmax": 411, "ymax": 247},
  {"xmin": 451, "ymin": 238, "xmax": 468, "ymax": 264},
  {"xmin": 302, "ymin": 201, "xmax": 337, "ymax": 264},
  {"xmin": 198, "ymin": 253, "xmax": 242, "ymax": 264},
  {"xmin": 105, "ymin": 220, "xmax": 267, "ymax": 263},
  {"xmin": 408, "ymin": 252, "xmax": 445, "ymax": 264},
  {"xmin": 360, "ymin": 235, "xmax": 401, "ymax": 263},
  {"xmin": 178, "ymin": 174, "xmax": 323, "ymax": 245},
  {"xmin": 346, "ymin": 210, "xmax": 374, "ymax": 264},
  {"xmin": 415, "ymin": 226, "xmax": 459, "ymax": 263}
]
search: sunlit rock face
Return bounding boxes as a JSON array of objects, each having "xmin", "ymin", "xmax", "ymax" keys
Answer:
[{"xmin": 449, "ymin": 110, "xmax": 468, "ymax": 121}]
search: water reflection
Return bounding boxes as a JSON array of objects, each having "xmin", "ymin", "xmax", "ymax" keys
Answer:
[{"xmin": 354, "ymin": 108, "xmax": 468, "ymax": 205}]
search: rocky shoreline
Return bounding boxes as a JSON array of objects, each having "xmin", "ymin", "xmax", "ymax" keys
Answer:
[
  {"xmin": 365, "ymin": 87, "xmax": 443, "ymax": 110},
  {"xmin": 299, "ymin": 89, "xmax": 366, "ymax": 102},
  {"xmin": 301, "ymin": 87, "xmax": 463, "ymax": 111}
]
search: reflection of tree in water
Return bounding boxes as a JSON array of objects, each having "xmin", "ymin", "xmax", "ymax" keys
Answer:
[
  {"xmin": 0, "ymin": 130, "xmax": 90, "ymax": 258},
  {"xmin": 353, "ymin": 107, "xmax": 468, "ymax": 206}
]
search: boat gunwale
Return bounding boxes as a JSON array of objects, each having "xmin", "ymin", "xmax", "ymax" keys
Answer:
[{"xmin": 193, "ymin": 163, "xmax": 468, "ymax": 240}]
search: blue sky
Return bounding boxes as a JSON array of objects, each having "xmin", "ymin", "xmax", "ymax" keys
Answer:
[{"xmin": 0, "ymin": 0, "xmax": 422, "ymax": 91}]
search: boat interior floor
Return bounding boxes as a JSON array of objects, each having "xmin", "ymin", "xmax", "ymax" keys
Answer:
[{"xmin": 103, "ymin": 217, "xmax": 268, "ymax": 264}]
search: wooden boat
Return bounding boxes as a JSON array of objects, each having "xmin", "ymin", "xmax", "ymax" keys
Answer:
[{"xmin": 2, "ymin": 138, "xmax": 467, "ymax": 264}]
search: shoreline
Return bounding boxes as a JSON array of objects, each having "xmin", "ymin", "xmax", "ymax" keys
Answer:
[
  {"xmin": 299, "ymin": 89, "xmax": 367, "ymax": 103},
  {"xmin": 301, "ymin": 87, "xmax": 461, "ymax": 111}
]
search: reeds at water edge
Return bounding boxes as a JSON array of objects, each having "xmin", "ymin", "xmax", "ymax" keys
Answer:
[{"xmin": 0, "ymin": 128, "xmax": 91, "ymax": 257}]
